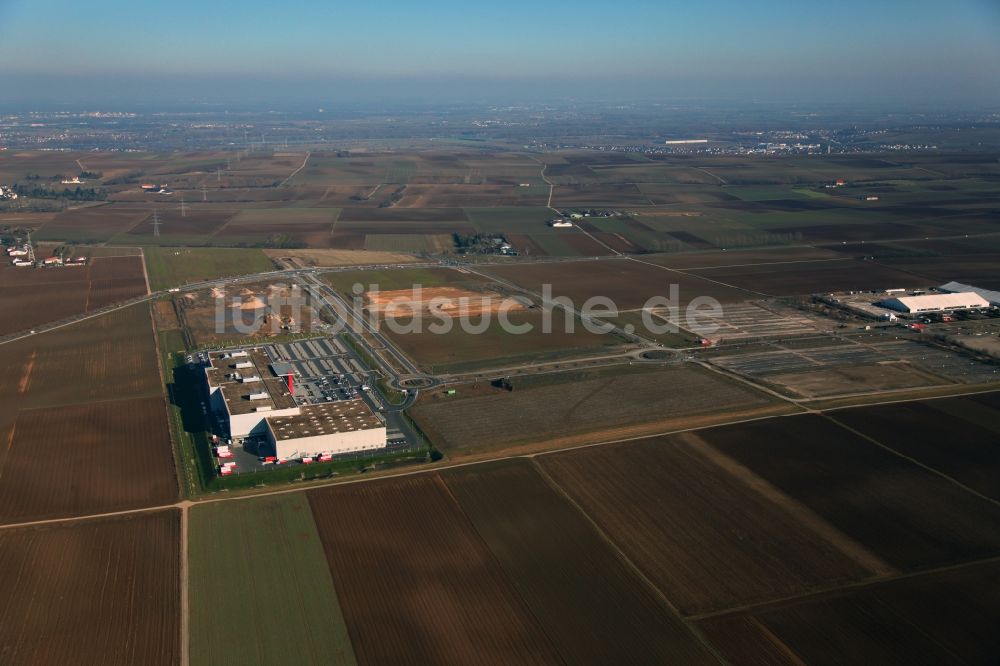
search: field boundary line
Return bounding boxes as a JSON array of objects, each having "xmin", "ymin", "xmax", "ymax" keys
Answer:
[
  {"xmin": 279, "ymin": 151, "xmax": 311, "ymax": 187},
  {"xmin": 0, "ymin": 380, "xmax": 995, "ymax": 530},
  {"xmin": 823, "ymin": 413, "xmax": 1000, "ymax": 510},
  {"xmin": 149, "ymin": 303, "xmax": 189, "ymax": 499},
  {"xmin": 695, "ymin": 167, "xmax": 727, "ymax": 185},
  {"xmin": 687, "ymin": 552, "xmax": 1000, "ymax": 623},
  {"xmin": 140, "ymin": 247, "xmax": 151, "ymax": 294},
  {"xmin": 681, "ymin": 432, "xmax": 895, "ymax": 576},
  {"xmin": 528, "ymin": 458, "xmax": 728, "ymax": 664},
  {"xmin": 179, "ymin": 503, "xmax": 190, "ymax": 666},
  {"xmin": 0, "ymin": 504, "xmax": 179, "ymax": 532},
  {"xmin": 433, "ymin": 473, "xmax": 566, "ymax": 656},
  {"xmin": 676, "ymin": 256, "xmax": 855, "ymax": 271},
  {"xmin": 627, "ymin": 255, "xmax": 773, "ymax": 298}
]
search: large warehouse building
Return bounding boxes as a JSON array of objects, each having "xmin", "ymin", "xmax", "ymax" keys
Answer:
[
  {"xmin": 939, "ymin": 281, "xmax": 1000, "ymax": 307},
  {"xmin": 204, "ymin": 349, "xmax": 385, "ymax": 458},
  {"xmin": 265, "ymin": 400, "xmax": 385, "ymax": 461},
  {"xmin": 878, "ymin": 291, "xmax": 989, "ymax": 314}
]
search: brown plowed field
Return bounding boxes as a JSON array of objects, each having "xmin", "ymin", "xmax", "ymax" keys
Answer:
[
  {"xmin": 704, "ymin": 414, "xmax": 1000, "ymax": 570},
  {"xmin": 126, "ymin": 209, "xmax": 234, "ymax": 236},
  {"xmin": 339, "ymin": 207, "xmax": 469, "ymax": 222},
  {"xmin": 0, "ymin": 255, "xmax": 147, "ymax": 335},
  {"xmin": 699, "ymin": 559, "xmax": 1000, "ymax": 664},
  {"xmin": 538, "ymin": 432, "xmax": 879, "ymax": 615},
  {"xmin": 560, "ymin": 230, "xmax": 618, "ymax": 255},
  {"xmin": 644, "ymin": 246, "xmax": 842, "ymax": 269},
  {"xmin": 0, "ymin": 304, "xmax": 173, "ymax": 523},
  {"xmin": 442, "ymin": 458, "xmax": 719, "ymax": 664},
  {"xmin": 831, "ymin": 396, "xmax": 1000, "ymax": 501},
  {"xmin": 688, "ymin": 259, "xmax": 932, "ymax": 295},
  {"xmin": 35, "ymin": 204, "xmax": 150, "ymax": 242},
  {"xmin": 0, "ymin": 510, "xmax": 180, "ymax": 665},
  {"xmin": 0, "ymin": 396, "xmax": 178, "ymax": 523},
  {"xmin": 307, "ymin": 475, "xmax": 562, "ymax": 665},
  {"xmin": 394, "ymin": 184, "xmax": 546, "ymax": 207},
  {"xmin": 487, "ymin": 258, "xmax": 755, "ymax": 310},
  {"xmin": 0, "ymin": 303, "xmax": 162, "ymax": 421}
]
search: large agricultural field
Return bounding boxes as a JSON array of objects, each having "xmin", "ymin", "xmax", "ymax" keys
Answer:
[
  {"xmin": 441, "ymin": 458, "xmax": 719, "ymax": 664},
  {"xmin": 0, "ymin": 510, "xmax": 181, "ymax": 666},
  {"xmin": 307, "ymin": 475, "xmax": 564, "ymax": 665},
  {"xmin": 189, "ymin": 494, "xmax": 355, "ymax": 666},
  {"xmin": 538, "ymin": 432, "xmax": 882, "ymax": 615},
  {"xmin": 701, "ymin": 413, "xmax": 1000, "ymax": 570},
  {"xmin": 486, "ymin": 257, "xmax": 757, "ymax": 310},
  {"xmin": 380, "ymin": 310, "xmax": 625, "ymax": 372},
  {"xmin": 411, "ymin": 364, "xmax": 789, "ymax": 457},
  {"xmin": 0, "ymin": 396, "xmax": 178, "ymax": 523},
  {"xmin": 0, "ymin": 304, "xmax": 176, "ymax": 523},
  {"xmin": 698, "ymin": 559, "xmax": 1000, "ymax": 664},
  {"xmin": 144, "ymin": 246, "xmax": 275, "ymax": 291},
  {"xmin": 0, "ymin": 254, "xmax": 147, "ymax": 335}
]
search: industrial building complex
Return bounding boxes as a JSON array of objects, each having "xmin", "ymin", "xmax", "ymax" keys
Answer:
[
  {"xmin": 204, "ymin": 349, "xmax": 386, "ymax": 461},
  {"xmin": 878, "ymin": 291, "xmax": 990, "ymax": 315}
]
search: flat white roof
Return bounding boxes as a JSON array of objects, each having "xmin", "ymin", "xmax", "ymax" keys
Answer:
[
  {"xmin": 883, "ymin": 292, "xmax": 989, "ymax": 312},
  {"xmin": 940, "ymin": 281, "xmax": 1000, "ymax": 306}
]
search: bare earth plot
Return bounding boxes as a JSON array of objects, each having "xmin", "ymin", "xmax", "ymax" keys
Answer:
[
  {"xmin": 686, "ymin": 258, "xmax": 934, "ymax": 296},
  {"xmin": 307, "ymin": 475, "xmax": 563, "ymax": 665},
  {"xmin": 0, "ymin": 255, "xmax": 147, "ymax": 335},
  {"xmin": 487, "ymin": 258, "xmax": 756, "ymax": 310},
  {"xmin": 538, "ymin": 432, "xmax": 882, "ymax": 616},
  {"xmin": 830, "ymin": 396, "xmax": 1000, "ymax": 501},
  {"xmin": 703, "ymin": 414, "xmax": 1000, "ymax": 570},
  {"xmin": 381, "ymin": 309, "xmax": 624, "ymax": 373},
  {"xmin": 0, "ymin": 510, "xmax": 180, "ymax": 666},
  {"xmin": 441, "ymin": 458, "xmax": 719, "ymax": 664},
  {"xmin": 699, "ymin": 560, "xmax": 1000, "ymax": 665},
  {"xmin": 0, "ymin": 396, "xmax": 178, "ymax": 523},
  {"xmin": 0, "ymin": 304, "xmax": 176, "ymax": 523}
]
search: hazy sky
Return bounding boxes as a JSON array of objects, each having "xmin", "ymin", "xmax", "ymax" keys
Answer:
[{"xmin": 2, "ymin": 0, "xmax": 999, "ymax": 107}]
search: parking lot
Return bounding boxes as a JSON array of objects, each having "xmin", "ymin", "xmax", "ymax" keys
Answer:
[{"xmin": 190, "ymin": 337, "xmax": 419, "ymax": 475}]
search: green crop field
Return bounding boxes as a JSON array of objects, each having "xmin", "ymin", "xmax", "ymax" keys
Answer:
[
  {"xmin": 144, "ymin": 247, "xmax": 275, "ymax": 291},
  {"xmin": 188, "ymin": 494, "xmax": 356, "ymax": 666}
]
